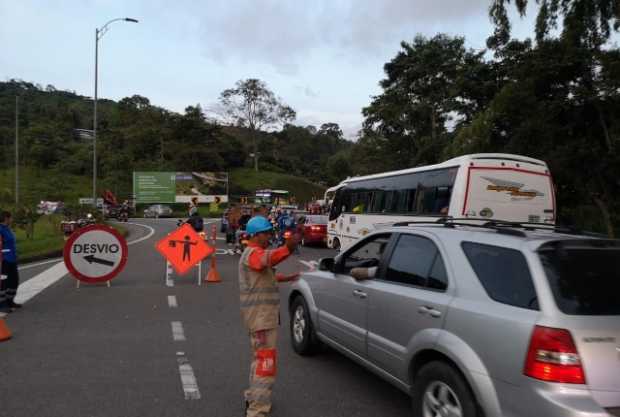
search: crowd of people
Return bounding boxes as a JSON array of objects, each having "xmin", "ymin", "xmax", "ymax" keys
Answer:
[{"xmin": 222, "ymin": 204, "xmax": 300, "ymax": 254}]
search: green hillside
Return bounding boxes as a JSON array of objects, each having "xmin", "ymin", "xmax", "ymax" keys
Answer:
[
  {"xmin": 0, "ymin": 167, "xmax": 92, "ymax": 208},
  {"xmin": 230, "ymin": 168, "xmax": 326, "ymax": 203},
  {"xmin": 0, "ymin": 166, "xmax": 325, "ymax": 209}
]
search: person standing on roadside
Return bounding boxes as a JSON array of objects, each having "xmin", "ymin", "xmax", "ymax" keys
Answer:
[
  {"xmin": 239, "ymin": 216, "xmax": 300, "ymax": 417},
  {"xmin": 188, "ymin": 196, "xmax": 199, "ymax": 217},
  {"xmin": 0, "ymin": 211, "xmax": 21, "ymax": 314}
]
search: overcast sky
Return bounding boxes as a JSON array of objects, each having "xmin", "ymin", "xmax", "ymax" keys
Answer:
[{"xmin": 1, "ymin": 1, "xmax": 546, "ymax": 138}]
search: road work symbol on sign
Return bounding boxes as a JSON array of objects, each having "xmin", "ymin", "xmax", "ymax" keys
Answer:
[
  {"xmin": 156, "ymin": 223, "xmax": 214, "ymax": 276},
  {"xmin": 63, "ymin": 224, "xmax": 128, "ymax": 283}
]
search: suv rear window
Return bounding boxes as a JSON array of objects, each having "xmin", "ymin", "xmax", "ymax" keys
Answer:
[
  {"xmin": 462, "ymin": 242, "xmax": 539, "ymax": 310},
  {"xmin": 538, "ymin": 241, "xmax": 620, "ymax": 315}
]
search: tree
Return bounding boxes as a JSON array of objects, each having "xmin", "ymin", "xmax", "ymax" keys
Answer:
[
  {"xmin": 488, "ymin": 1, "xmax": 620, "ymax": 236},
  {"xmin": 318, "ymin": 123, "xmax": 343, "ymax": 139},
  {"xmin": 219, "ymin": 79, "xmax": 296, "ymax": 171},
  {"xmin": 488, "ymin": 0, "xmax": 619, "ymax": 49},
  {"xmin": 361, "ymin": 34, "xmax": 491, "ymax": 171}
]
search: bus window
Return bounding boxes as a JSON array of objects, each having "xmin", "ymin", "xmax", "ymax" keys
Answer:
[
  {"xmin": 370, "ymin": 190, "xmax": 385, "ymax": 213},
  {"xmin": 351, "ymin": 191, "xmax": 370, "ymax": 214},
  {"xmin": 406, "ymin": 189, "xmax": 417, "ymax": 213}
]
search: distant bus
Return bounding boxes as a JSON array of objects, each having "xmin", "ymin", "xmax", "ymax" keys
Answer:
[
  {"xmin": 255, "ymin": 189, "xmax": 290, "ymax": 207},
  {"xmin": 327, "ymin": 153, "xmax": 556, "ymax": 250}
]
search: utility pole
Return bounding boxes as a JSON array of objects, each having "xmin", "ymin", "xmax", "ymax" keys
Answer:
[
  {"xmin": 93, "ymin": 27, "xmax": 98, "ymax": 209},
  {"xmin": 15, "ymin": 96, "xmax": 19, "ymax": 207}
]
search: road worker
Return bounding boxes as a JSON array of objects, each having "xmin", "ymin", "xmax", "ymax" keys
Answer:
[
  {"xmin": 0, "ymin": 211, "xmax": 21, "ymax": 314},
  {"xmin": 238, "ymin": 216, "xmax": 300, "ymax": 417}
]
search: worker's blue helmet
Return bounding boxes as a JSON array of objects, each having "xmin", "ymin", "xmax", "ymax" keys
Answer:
[{"xmin": 246, "ymin": 216, "xmax": 273, "ymax": 236}]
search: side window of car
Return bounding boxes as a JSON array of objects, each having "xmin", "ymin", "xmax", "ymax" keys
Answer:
[
  {"xmin": 427, "ymin": 254, "xmax": 448, "ymax": 291},
  {"xmin": 385, "ymin": 234, "xmax": 446, "ymax": 290},
  {"xmin": 342, "ymin": 234, "xmax": 391, "ymax": 273},
  {"xmin": 462, "ymin": 242, "xmax": 538, "ymax": 310}
]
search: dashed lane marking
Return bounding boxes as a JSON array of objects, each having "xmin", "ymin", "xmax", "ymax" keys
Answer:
[
  {"xmin": 171, "ymin": 321, "xmax": 186, "ymax": 341},
  {"xmin": 168, "ymin": 295, "xmax": 178, "ymax": 308},
  {"xmin": 177, "ymin": 353, "xmax": 201, "ymax": 400}
]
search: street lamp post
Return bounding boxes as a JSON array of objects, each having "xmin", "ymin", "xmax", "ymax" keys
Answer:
[
  {"xmin": 93, "ymin": 17, "xmax": 138, "ymax": 208},
  {"xmin": 15, "ymin": 96, "xmax": 19, "ymax": 207}
]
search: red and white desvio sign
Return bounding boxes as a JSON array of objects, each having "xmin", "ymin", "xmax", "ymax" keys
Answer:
[{"xmin": 64, "ymin": 224, "xmax": 128, "ymax": 283}]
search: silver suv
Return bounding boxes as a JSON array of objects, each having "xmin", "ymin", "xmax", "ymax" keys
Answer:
[{"xmin": 287, "ymin": 221, "xmax": 620, "ymax": 417}]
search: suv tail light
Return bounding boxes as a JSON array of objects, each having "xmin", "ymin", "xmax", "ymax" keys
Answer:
[
  {"xmin": 310, "ymin": 226, "xmax": 322, "ymax": 232},
  {"xmin": 524, "ymin": 326, "xmax": 585, "ymax": 384}
]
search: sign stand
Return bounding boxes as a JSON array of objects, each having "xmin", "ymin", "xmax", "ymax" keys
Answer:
[{"xmin": 75, "ymin": 280, "xmax": 111, "ymax": 289}]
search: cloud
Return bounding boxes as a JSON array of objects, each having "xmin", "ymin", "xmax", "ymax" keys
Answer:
[{"xmin": 197, "ymin": 0, "xmax": 494, "ymax": 74}]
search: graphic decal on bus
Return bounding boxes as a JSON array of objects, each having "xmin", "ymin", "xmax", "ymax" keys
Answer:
[{"xmin": 482, "ymin": 177, "xmax": 545, "ymax": 200}]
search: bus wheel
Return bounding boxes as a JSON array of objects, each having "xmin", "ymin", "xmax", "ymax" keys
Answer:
[{"xmin": 333, "ymin": 238, "xmax": 341, "ymax": 251}]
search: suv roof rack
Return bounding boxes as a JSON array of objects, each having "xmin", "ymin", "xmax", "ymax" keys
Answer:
[
  {"xmin": 392, "ymin": 218, "xmax": 528, "ymax": 237},
  {"xmin": 391, "ymin": 217, "xmax": 607, "ymax": 238}
]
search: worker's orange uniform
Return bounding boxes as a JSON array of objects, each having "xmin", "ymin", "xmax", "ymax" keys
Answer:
[{"xmin": 239, "ymin": 243, "xmax": 291, "ymax": 417}]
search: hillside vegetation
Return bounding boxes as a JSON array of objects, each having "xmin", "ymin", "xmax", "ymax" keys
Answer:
[{"xmin": 230, "ymin": 168, "xmax": 326, "ymax": 203}]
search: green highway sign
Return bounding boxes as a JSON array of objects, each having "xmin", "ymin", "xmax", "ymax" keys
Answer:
[{"xmin": 133, "ymin": 172, "xmax": 176, "ymax": 203}]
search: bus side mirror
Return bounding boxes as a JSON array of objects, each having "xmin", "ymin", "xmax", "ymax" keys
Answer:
[{"xmin": 318, "ymin": 257, "xmax": 335, "ymax": 272}]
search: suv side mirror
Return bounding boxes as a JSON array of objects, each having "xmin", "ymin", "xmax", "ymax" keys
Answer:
[{"xmin": 318, "ymin": 257, "xmax": 335, "ymax": 272}]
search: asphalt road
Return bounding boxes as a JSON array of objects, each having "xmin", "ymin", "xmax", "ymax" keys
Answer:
[{"xmin": 0, "ymin": 219, "xmax": 412, "ymax": 417}]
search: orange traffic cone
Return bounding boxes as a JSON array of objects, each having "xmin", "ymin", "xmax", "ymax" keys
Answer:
[
  {"xmin": 0, "ymin": 317, "xmax": 12, "ymax": 342},
  {"xmin": 204, "ymin": 253, "xmax": 222, "ymax": 283}
]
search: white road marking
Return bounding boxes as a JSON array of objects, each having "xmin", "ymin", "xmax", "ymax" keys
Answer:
[
  {"xmin": 14, "ymin": 262, "xmax": 69, "ymax": 304},
  {"xmin": 108, "ymin": 221, "xmax": 155, "ymax": 246},
  {"xmin": 18, "ymin": 257, "xmax": 63, "ymax": 271},
  {"xmin": 177, "ymin": 354, "xmax": 201, "ymax": 400},
  {"xmin": 215, "ymin": 248, "xmax": 235, "ymax": 255},
  {"xmin": 299, "ymin": 260, "xmax": 318, "ymax": 272},
  {"xmin": 168, "ymin": 295, "xmax": 178, "ymax": 308},
  {"xmin": 166, "ymin": 262, "xmax": 174, "ymax": 287},
  {"xmin": 171, "ymin": 321, "xmax": 186, "ymax": 341}
]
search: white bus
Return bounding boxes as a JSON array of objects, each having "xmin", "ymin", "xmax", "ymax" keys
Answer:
[{"xmin": 327, "ymin": 153, "xmax": 556, "ymax": 250}]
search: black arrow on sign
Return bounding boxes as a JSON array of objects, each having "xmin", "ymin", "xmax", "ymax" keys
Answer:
[{"xmin": 83, "ymin": 255, "xmax": 115, "ymax": 267}]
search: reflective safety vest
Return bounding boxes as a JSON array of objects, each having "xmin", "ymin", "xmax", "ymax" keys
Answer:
[{"xmin": 238, "ymin": 247, "xmax": 280, "ymax": 331}]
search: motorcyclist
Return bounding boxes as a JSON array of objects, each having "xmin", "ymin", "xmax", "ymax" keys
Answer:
[
  {"xmin": 277, "ymin": 210, "xmax": 296, "ymax": 246},
  {"xmin": 119, "ymin": 200, "xmax": 130, "ymax": 221}
]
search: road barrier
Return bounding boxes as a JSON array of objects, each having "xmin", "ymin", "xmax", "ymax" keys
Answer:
[{"xmin": 205, "ymin": 223, "xmax": 222, "ymax": 283}]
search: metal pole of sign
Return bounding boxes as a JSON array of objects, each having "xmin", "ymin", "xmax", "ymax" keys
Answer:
[{"xmin": 197, "ymin": 261, "xmax": 202, "ymax": 286}]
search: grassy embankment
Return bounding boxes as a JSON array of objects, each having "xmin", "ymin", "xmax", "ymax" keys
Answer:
[{"xmin": 229, "ymin": 168, "xmax": 327, "ymax": 204}]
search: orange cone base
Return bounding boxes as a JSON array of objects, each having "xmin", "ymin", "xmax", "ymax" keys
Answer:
[
  {"xmin": 205, "ymin": 268, "xmax": 222, "ymax": 283},
  {"xmin": 0, "ymin": 318, "xmax": 12, "ymax": 342}
]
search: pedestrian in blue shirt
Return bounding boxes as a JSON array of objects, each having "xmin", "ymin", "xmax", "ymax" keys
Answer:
[{"xmin": 0, "ymin": 211, "xmax": 21, "ymax": 314}]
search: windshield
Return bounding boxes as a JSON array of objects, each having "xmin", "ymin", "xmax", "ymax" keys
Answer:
[
  {"xmin": 307, "ymin": 215, "xmax": 327, "ymax": 224},
  {"xmin": 538, "ymin": 240, "xmax": 620, "ymax": 315}
]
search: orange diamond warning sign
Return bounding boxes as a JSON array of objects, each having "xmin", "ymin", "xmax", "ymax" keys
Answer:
[{"xmin": 156, "ymin": 223, "xmax": 214, "ymax": 275}]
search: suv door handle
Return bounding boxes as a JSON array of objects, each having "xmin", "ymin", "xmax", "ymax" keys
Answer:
[
  {"xmin": 417, "ymin": 306, "xmax": 430, "ymax": 315},
  {"xmin": 352, "ymin": 289, "xmax": 368, "ymax": 299},
  {"xmin": 418, "ymin": 306, "xmax": 442, "ymax": 318}
]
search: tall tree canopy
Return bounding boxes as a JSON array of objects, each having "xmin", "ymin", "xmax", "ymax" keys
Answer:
[
  {"xmin": 219, "ymin": 79, "xmax": 296, "ymax": 171},
  {"xmin": 489, "ymin": 0, "xmax": 620, "ymax": 48}
]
